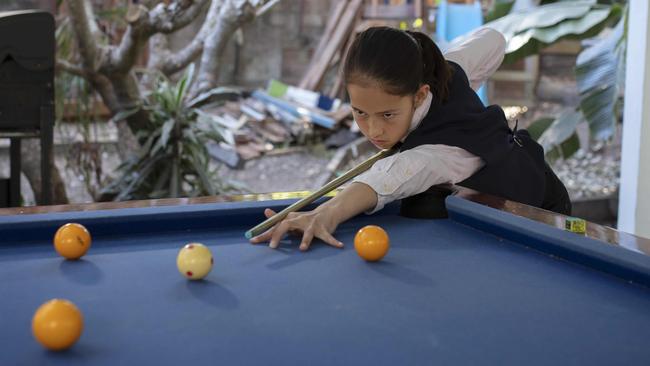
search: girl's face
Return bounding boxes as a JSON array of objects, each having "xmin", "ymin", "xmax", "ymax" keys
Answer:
[{"xmin": 348, "ymin": 82, "xmax": 429, "ymax": 149}]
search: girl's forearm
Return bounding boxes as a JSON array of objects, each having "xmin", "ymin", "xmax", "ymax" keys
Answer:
[{"xmin": 316, "ymin": 182, "xmax": 378, "ymax": 226}]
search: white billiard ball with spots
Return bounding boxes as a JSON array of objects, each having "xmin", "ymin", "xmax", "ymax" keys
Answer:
[{"xmin": 176, "ymin": 243, "xmax": 213, "ymax": 280}]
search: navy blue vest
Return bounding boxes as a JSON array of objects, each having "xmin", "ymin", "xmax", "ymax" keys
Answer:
[{"xmin": 401, "ymin": 61, "xmax": 565, "ymax": 210}]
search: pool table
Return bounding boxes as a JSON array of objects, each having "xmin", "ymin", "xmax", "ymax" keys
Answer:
[{"xmin": 1, "ymin": 187, "xmax": 650, "ymax": 365}]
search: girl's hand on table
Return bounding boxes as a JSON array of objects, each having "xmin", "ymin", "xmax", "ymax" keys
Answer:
[{"xmin": 249, "ymin": 207, "xmax": 344, "ymax": 251}]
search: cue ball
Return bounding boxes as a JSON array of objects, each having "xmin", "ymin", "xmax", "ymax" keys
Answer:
[
  {"xmin": 354, "ymin": 225, "xmax": 390, "ymax": 262},
  {"xmin": 32, "ymin": 299, "xmax": 84, "ymax": 351},
  {"xmin": 177, "ymin": 243, "xmax": 213, "ymax": 280},
  {"xmin": 53, "ymin": 223, "xmax": 92, "ymax": 260}
]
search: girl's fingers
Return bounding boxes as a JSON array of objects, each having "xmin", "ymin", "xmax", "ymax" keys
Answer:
[
  {"xmin": 299, "ymin": 228, "xmax": 315, "ymax": 251},
  {"xmin": 250, "ymin": 209, "xmax": 340, "ymax": 251},
  {"xmin": 269, "ymin": 220, "xmax": 291, "ymax": 249},
  {"xmin": 250, "ymin": 227, "xmax": 273, "ymax": 244},
  {"xmin": 318, "ymin": 230, "xmax": 344, "ymax": 249},
  {"xmin": 264, "ymin": 208, "xmax": 277, "ymax": 219},
  {"xmin": 249, "ymin": 208, "xmax": 279, "ymax": 243}
]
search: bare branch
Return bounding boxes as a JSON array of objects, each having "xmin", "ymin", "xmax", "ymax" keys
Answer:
[
  {"xmin": 66, "ymin": 0, "xmax": 104, "ymax": 71},
  {"xmin": 193, "ymin": 0, "xmax": 277, "ymax": 95},
  {"xmin": 84, "ymin": 1, "xmax": 104, "ymax": 41},
  {"xmin": 255, "ymin": 0, "xmax": 280, "ymax": 17},
  {"xmin": 89, "ymin": 74, "xmax": 120, "ymax": 112},
  {"xmin": 159, "ymin": 0, "xmax": 223, "ymax": 75},
  {"xmin": 106, "ymin": 0, "xmax": 211, "ymax": 75},
  {"xmin": 56, "ymin": 59, "xmax": 87, "ymax": 77},
  {"xmin": 149, "ymin": 0, "xmax": 212, "ymax": 34}
]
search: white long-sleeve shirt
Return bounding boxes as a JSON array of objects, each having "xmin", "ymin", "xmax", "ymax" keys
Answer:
[{"xmin": 353, "ymin": 27, "xmax": 506, "ymax": 213}]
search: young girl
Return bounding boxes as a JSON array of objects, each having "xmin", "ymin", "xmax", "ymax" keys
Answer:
[{"xmin": 250, "ymin": 26, "xmax": 571, "ymax": 251}]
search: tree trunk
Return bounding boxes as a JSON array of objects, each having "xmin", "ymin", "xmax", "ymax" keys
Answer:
[
  {"xmin": 21, "ymin": 139, "xmax": 68, "ymax": 205},
  {"xmin": 192, "ymin": 0, "xmax": 256, "ymax": 96}
]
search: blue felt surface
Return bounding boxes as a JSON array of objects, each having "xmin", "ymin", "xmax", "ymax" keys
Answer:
[{"xmin": 1, "ymin": 199, "xmax": 650, "ymax": 365}]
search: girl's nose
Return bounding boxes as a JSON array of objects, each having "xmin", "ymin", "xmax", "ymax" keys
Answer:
[{"xmin": 368, "ymin": 120, "xmax": 383, "ymax": 138}]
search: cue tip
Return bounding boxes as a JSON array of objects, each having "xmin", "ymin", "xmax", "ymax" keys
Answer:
[{"xmin": 244, "ymin": 230, "xmax": 253, "ymax": 240}]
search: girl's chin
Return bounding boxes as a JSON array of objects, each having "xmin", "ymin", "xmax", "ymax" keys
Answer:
[{"xmin": 371, "ymin": 141, "xmax": 392, "ymax": 149}]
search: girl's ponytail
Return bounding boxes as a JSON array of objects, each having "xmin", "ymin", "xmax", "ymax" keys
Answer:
[{"xmin": 406, "ymin": 31, "xmax": 452, "ymax": 103}]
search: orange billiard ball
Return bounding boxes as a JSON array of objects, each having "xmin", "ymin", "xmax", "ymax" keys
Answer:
[
  {"xmin": 354, "ymin": 225, "xmax": 390, "ymax": 262},
  {"xmin": 32, "ymin": 299, "xmax": 84, "ymax": 351},
  {"xmin": 53, "ymin": 223, "xmax": 91, "ymax": 260}
]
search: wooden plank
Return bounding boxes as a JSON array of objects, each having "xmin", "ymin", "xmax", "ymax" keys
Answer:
[
  {"xmin": 299, "ymin": 0, "xmax": 349, "ymax": 89},
  {"xmin": 304, "ymin": 0, "xmax": 363, "ymax": 91},
  {"xmin": 327, "ymin": 33, "xmax": 354, "ymax": 98}
]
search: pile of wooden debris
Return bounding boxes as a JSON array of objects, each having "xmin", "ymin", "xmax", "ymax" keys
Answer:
[{"xmin": 201, "ymin": 81, "xmax": 357, "ymax": 169}]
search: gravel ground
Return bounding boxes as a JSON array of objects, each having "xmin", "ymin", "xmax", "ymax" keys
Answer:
[{"xmin": 215, "ymin": 150, "xmax": 332, "ymax": 194}]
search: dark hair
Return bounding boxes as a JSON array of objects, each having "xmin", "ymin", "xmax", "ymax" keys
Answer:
[{"xmin": 343, "ymin": 27, "xmax": 452, "ymax": 103}]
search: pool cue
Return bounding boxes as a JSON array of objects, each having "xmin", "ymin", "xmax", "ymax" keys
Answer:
[{"xmin": 245, "ymin": 147, "xmax": 398, "ymax": 239}]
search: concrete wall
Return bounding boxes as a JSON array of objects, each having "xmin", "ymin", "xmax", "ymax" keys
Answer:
[
  {"xmin": 618, "ymin": 0, "xmax": 650, "ymax": 239},
  {"xmin": 168, "ymin": 0, "xmax": 335, "ymax": 88}
]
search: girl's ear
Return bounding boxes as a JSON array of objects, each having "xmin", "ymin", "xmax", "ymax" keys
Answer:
[{"xmin": 414, "ymin": 84, "xmax": 430, "ymax": 108}]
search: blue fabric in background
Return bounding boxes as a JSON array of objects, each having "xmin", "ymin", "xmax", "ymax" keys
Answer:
[{"xmin": 436, "ymin": 0, "xmax": 489, "ymax": 105}]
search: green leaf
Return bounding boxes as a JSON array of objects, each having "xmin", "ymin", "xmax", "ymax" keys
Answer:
[
  {"xmin": 105, "ymin": 63, "xmax": 234, "ymax": 200},
  {"xmin": 485, "ymin": 0, "xmax": 516, "ymax": 23},
  {"xmin": 575, "ymin": 52, "xmax": 617, "ymax": 94},
  {"xmin": 187, "ymin": 87, "xmax": 241, "ymax": 109},
  {"xmin": 580, "ymin": 85, "xmax": 617, "ymax": 140},
  {"xmin": 151, "ymin": 163, "xmax": 172, "ymax": 195},
  {"xmin": 109, "ymin": 107, "xmax": 141, "ymax": 124},
  {"xmin": 546, "ymin": 133, "xmax": 580, "ymax": 161},
  {"xmin": 507, "ymin": 7, "xmax": 610, "ymax": 53},
  {"xmin": 187, "ymin": 145, "xmax": 216, "ymax": 196},
  {"xmin": 116, "ymin": 153, "xmax": 167, "ymax": 201},
  {"xmin": 560, "ymin": 133, "xmax": 580, "ymax": 158},
  {"xmin": 504, "ymin": 7, "xmax": 615, "ymax": 63},
  {"xmin": 160, "ymin": 118, "xmax": 176, "ymax": 148},
  {"xmin": 195, "ymin": 111, "xmax": 227, "ymax": 143},
  {"xmin": 530, "ymin": 114, "xmax": 581, "ymax": 161},
  {"xmin": 528, "ymin": 114, "xmax": 581, "ymax": 161},
  {"xmin": 140, "ymin": 130, "xmax": 160, "ymax": 159},
  {"xmin": 176, "ymin": 63, "xmax": 195, "ymax": 107},
  {"xmin": 537, "ymin": 109, "xmax": 582, "ymax": 153},
  {"xmin": 487, "ymin": 1, "xmax": 594, "ymax": 40},
  {"xmin": 575, "ymin": 9, "xmax": 626, "ymax": 140},
  {"xmin": 481, "ymin": 1, "xmax": 621, "ymax": 64},
  {"xmin": 526, "ymin": 117, "xmax": 555, "ymax": 140}
]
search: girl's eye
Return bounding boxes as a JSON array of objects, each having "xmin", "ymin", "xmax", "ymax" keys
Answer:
[
  {"xmin": 354, "ymin": 110, "xmax": 367, "ymax": 117},
  {"xmin": 383, "ymin": 113, "xmax": 394, "ymax": 119}
]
